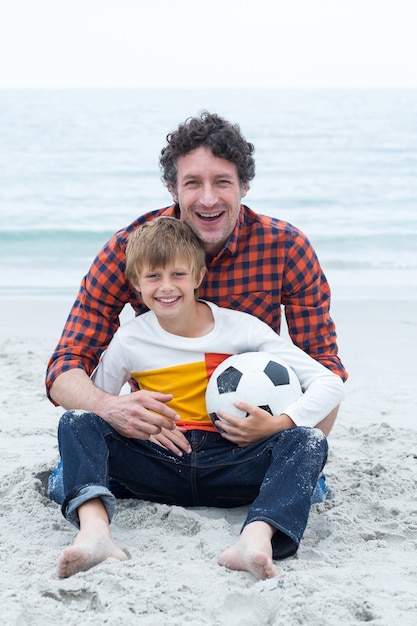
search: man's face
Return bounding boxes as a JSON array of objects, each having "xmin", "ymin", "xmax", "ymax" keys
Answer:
[{"xmin": 169, "ymin": 146, "xmax": 249, "ymax": 257}]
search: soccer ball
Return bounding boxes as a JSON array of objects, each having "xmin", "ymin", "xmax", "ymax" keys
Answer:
[{"xmin": 205, "ymin": 351, "xmax": 302, "ymax": 425}]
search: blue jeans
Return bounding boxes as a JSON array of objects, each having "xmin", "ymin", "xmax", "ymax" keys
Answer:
[{"xmin": 56, "ymin": 410, "xmax": 328, "ymax": 560}]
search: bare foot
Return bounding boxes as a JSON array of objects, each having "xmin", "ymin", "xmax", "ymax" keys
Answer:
[
  {"xmin": 218, "ymin": 521, "xmax": 278, "ymax": 580},
  {"xmin": 57, "ymin": 519, "xmax": 128, "ymax": 578}
]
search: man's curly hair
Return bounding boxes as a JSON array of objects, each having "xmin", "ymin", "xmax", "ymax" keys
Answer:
[{"xmin": 159, "ymin": 111, "xmax": 255, "ymax": 191}]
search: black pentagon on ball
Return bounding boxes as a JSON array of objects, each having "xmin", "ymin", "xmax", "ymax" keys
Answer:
[
  {"xmin": 264, "ymin": 361, "xmax": 290, "ymax": 386},
  {"xmin": 259, "ymin": 405, "xmax": 273, "ymax": 415},
  {"xmin": 216, "ymin": 366, "xmax": 243, "ymax": 394}
]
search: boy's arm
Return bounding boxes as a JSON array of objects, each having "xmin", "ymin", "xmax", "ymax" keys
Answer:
[
  {"xmin": 215, "ymin": 403, "xmax": 340, "ymax": 447},
  {"xmin": 215, "ymin": 315, "xmax": 345, "ymax": 446}
]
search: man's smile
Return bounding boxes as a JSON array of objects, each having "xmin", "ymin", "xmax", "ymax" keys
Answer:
[{"xmin": 197, "ymin": 210, "xmax": 224, "ymax": 221}]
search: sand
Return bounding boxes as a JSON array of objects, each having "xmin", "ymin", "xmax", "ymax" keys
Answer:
[{"xmin": 0, "ymin": 297, "xmax": 416, "ymax": 625}]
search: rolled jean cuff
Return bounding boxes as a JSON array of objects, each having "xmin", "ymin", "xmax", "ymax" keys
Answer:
[
  {"xmin": 63, "ymin": 485, "xmax": 116, "ymax": 529},
  {"xmin": 241, "ymin": 516, "xmax": 299, "ymax": 561}
]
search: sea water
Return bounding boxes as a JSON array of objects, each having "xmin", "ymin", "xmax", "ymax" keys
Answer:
[{"xmin": 1, "ymin": 88, "xmax": 416, "ymax": 301}]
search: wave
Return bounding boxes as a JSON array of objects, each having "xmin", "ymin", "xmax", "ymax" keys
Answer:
[
  {"xmin": 0, "ymin": 229, "xmax": 114, "ymax": 242},
  {"xmin": 0, "ymin": 229, "xmax": 114, "ymax": 264}
]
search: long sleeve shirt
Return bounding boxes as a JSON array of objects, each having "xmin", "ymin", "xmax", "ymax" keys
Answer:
[{"xmin": 92, "ymin": 301, "xmax": 345, "ymax": 430}]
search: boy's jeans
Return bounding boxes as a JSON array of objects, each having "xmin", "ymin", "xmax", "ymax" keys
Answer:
[{"xmin": 54, "ymin": 410, "xmax": 328, "ymax": 560}]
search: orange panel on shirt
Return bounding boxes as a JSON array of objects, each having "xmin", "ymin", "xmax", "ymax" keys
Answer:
[{"xmin": 205, "ymin": 353, "xmax": 232, "ymax": 378}]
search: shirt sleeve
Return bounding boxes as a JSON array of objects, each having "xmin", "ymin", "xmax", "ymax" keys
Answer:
[
  {"xmin": 249, "ymin": 317, "xmax": 345, "ymax": 427},
  {"xmin": 280, "ymin": 228, "xmax": 347, "ymax": 381},
  {"xmin": 91, "ymin": 330, "xmax": 131, "ymax": 395},
  {"xmin": 45, "ymin": 231, "xmax": 133, "ymax": 402}
]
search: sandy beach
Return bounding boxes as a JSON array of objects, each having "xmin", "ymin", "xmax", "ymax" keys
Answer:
[{"xmin": 1, "ymin": 296, "xmax": 416, "ymax": 625}]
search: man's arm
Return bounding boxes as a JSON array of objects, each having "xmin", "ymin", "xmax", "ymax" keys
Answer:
[
  {"xmin": 50, "ymin": 369, "xmax": 179, "ymax": 438},
  {"xmin": 281, "ymin": 230, "xmax": 346, "ymax": 435},
  {"xmin": 282, "ymin": 229, "xmax": 348, "ymax": 382},
  {"xmin": 46, "ymin": 210, "xmax": 175, "ymax": 404},
  {"xmin": 46, "ymin": 226, "xmax": 179, "ymax": 437},
  {"xmin": 46, "ymin": 230, "xmax": 137, "ymax": 403}
]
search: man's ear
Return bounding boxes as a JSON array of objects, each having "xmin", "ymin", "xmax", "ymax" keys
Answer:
[
  {"xmin": 241, "ymin": 182, "xmax": 250, "ymax": 198},
  {"xmin": 167, "ymin": 182, "xmax": 178, "ymax": 203}
]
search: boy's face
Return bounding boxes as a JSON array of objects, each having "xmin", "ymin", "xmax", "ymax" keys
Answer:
[
  {"xmin": 168, "ymin": 146, "xmax": 249, "ymax": 258},
  {"xmin": 136, "ymin": 259, "xmax": 205, "ymax": 321}
]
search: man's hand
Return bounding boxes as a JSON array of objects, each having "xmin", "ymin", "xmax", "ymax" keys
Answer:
[
  {"xmin": 214, "ymin": 400, "xmax": 295, "ymax": 447},
  {"xmin": 102, "ymin": 389, "xmax": 180, "ymax": 439},
  {"xmin": 50, "ymin": 369, "xmax": 180, "ymax": 439}
]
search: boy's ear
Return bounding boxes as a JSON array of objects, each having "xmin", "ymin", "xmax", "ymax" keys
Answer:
[
  {"xmin": 132, "ymin": 281, "xmax": 142, "ymax": 297},
  {"xmin": 196, "ymin": 267, "xmax": 207, "ymax": 288}
]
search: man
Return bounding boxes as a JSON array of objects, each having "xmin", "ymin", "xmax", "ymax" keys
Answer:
[{"xmin": 46, "ymin": 111, "xmax": 347, "ymax": 450}]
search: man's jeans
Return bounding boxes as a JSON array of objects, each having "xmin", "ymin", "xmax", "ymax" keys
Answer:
[{"xmin": 54, "ymin": 410, "xmax": 328, "ymax": 560}]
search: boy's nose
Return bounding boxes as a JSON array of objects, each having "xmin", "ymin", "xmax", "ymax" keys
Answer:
[{"xmin": 160, "ymin": 277, "xmax": 174, "ymax": 290}]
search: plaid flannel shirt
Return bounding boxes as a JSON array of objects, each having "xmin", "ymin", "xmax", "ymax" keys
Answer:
[{"xmin": 46, "ymin": 204, "xmax": 347, "ymax": 401}]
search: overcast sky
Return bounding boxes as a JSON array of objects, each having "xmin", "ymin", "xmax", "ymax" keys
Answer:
[{"xmin": 1, "ymin": 0, "xmax": 416, "ymax": 89}]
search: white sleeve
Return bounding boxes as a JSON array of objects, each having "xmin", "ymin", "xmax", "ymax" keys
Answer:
[
  {"xmin": 91, "ymin": 331, "xmax": 132, "ymax": 395},
  {"xmin": 250, "ymin": 319, "xmax": 345, "ymax": 427}
]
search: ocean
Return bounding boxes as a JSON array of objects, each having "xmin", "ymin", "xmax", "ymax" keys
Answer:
[{"xmin": 1, "ymin": 88, "xmax": 416, "ymax": 302}]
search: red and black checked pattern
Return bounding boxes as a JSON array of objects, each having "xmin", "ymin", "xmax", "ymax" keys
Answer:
[{"xmin": 46, "ymin": 205, "xmax": 348, "ymax": 401}]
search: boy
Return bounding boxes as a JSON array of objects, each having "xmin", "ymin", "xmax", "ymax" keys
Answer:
[{"xmin": 56, "ymin": 217, "xmax": 344, "ymax": 580}]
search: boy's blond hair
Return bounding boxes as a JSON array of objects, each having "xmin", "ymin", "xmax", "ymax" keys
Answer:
[{"xmin": 125, "ymin": 217, "xmax": 206, "ymax": 287}]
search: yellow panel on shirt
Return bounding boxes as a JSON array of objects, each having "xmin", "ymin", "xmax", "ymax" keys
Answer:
[{"xmin": 131, "ymin": 353, "xmax": 229, "ymax": 432}]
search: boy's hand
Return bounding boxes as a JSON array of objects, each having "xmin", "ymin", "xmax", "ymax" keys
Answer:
[
  {"xmin": 150, "ymin": 427, "xmax": 192, "ymax": 456},
  {"xmin": 215, "ymin": 401, "xmax": 295, "ymax": 447}
]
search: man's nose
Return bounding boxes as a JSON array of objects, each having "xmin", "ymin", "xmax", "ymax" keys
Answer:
[{"xmin": 200, "ymin": 183, "xmax": 217, "ymax": 207}]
